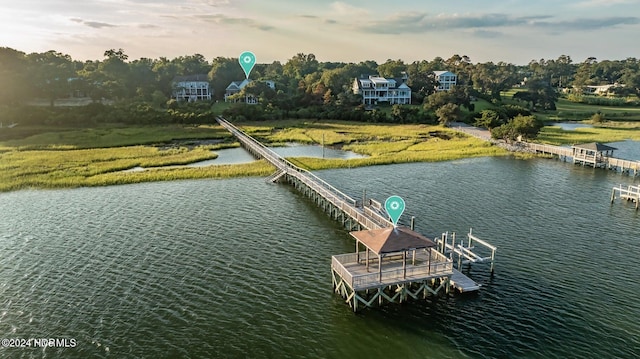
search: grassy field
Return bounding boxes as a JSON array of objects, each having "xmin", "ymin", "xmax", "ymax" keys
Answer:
[{"xmin": 538, "ymin": 98, "xmax": 640, "ymax": 122}]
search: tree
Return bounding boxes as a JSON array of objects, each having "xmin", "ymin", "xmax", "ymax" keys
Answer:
[
  {"xmin": 27, "ymin": 50, "xmax": 76, "ymax": 106},
  {"xmin": 424, "ymin": 91, "xmax": 455, "ymax": 110},
  {"xmin": 390, "ymin": 104, "xmax": 420, "ymax": 123},
  {"xmin": 471, "ymin": 61, "xmax": 518, "ymax": 99},
  {"xmin": 512, "ymin": 79, "xmax": 558, "ymax": 111},
  {"xmin": 407, "ymin": 60, "xmax": 437, "ymax": 103},
  {"xmin": 377, "ymin": 59, "xmax": 406, "ymax": 78},
  {"xmin": 0, "ymin": 47, "xmax": 29, "ymax": 105},
  {"xmin": 208, "ymin": 57, "xmax": 245, "ymax": 100},
  {"xmin": 435, "ymin": 103, "xmax": 460, "ymax": 125},
  {"xmin": 282, "ymin": 53, "xmax": 319, "ymax": 79},
  {"xmin": 98, "ymin": 49, "xmax": 131, "ymax": 99},
  {"xmin": 475, "ymin": 110, "xmax": 503, "ymax": 129},
  {"xmin": 491, "ymin": 114, "xmax": 542, "ymax": 141}
]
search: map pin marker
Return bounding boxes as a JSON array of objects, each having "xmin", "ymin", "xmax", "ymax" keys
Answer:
[
  {"xmin": 239, "ymin": 51, "xmax": 256, "ymax": 79},
  {"xmin": 385, "ymin": 196, "xmax": 405, "ymax": 227}
]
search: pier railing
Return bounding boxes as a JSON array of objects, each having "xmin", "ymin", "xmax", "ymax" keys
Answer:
[
  {"xmin": 522, "ymin": 142, "xmax": 573, "ymax": 157},
  {"xmin": 332, "ymin": 250, "xmax": 453, "ymax": 290},
  {"xmin": 217, "ymin": 116, "xmax": 392, "ymax": 229}
]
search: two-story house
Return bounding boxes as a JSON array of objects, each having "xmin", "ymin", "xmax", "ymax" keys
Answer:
[
  {"xmin": 352, "ymin": 75, "xmax": 411, "ymax": 106},
  {"xmin": 224, "ymin": 79, "xmax": 275, "ymax": 104},
  {"xmin": 433, "ymin": 71, "xmax": 457, "ymax": 91},
  {"xmin": 172, "ymin": 74, "xmax": 212, "ymax": 102}
]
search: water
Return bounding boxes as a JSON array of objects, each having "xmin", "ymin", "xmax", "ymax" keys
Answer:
[
  {"xmin": 1, "ymin": 157, "xmax": 639, "ymax": 358},
  {"xmin": 606, "ymin": 140, "xmax": 640, "ymax": 161},
  {"xmin": 125, "ymin": 144, "xmax": 367, "ymax": 171},
  {"xmin": 549, "ymin": 122, "xmax": 594, "ymax": 131}
]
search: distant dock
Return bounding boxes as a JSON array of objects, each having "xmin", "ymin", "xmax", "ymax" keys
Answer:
[{"xmin": 522, "ymin": 142, "xmax": 639, "ymax": 176}]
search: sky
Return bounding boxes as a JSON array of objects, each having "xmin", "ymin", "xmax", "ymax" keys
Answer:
[{"xmin": 1, "ymin": 0, "xmax": 639, "ymax": 65}]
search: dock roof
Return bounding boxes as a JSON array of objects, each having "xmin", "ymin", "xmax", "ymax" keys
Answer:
[
  {"xmin": 350, "ymin": 227, "xmax": 436, "ymax": 255},
  {"xmin": 572, "ymin": 142, "xmax": 617, "ymax": 152}
]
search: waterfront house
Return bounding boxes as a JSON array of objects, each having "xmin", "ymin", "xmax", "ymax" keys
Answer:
[
  {"xmin": 172, "ymin": 74, "xmax": 212, "ymax": 102},
  {"xmin": 352, "ymin": 75, "xmax": 411, "ymax": 106},
  {"xmin": 224, "ymin": 79, "xmax": 275, "ymax": 104},
  {"xmin": 433, "ymin": 71, "xmax": 457, "ymax": 91}
]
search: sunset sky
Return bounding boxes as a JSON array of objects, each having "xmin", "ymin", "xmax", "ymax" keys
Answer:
[{"xmin": 1, "ymin": 0, "xmax": 639, "ymax": 64}]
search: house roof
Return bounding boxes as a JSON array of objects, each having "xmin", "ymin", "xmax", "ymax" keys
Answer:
[
  {"xmin": 433, "ymin": 71, "xmax": 455, "ymax": 77},
  {"xmin": 173, "ymin": 74, "xmax": 209, "ymax": 82},
  {"xmin": 226, "ymin": 79, "xmax": 250, "ymax": 91},
  {"xmin": 572, "ymin": 142, "xmax": 617, "ymax": 152},
  {"xmin": 350, "ymin": 226, "xmax": 436, "ymax": 255}
]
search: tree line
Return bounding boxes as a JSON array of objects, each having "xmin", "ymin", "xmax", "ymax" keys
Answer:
[{"xmin": 1, "ymin": 47, "xmax": 639, "ymax": 140}]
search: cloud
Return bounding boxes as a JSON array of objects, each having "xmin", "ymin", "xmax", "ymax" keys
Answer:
[
  {"xmin": 195, "ymin": 14, "xmax": 275, "ymax": 31},
  {"xmin": 576, "ymin": 0, "xmax": 640, "ymax": 7},
  {"xmin": 70, "ymin": 18, "xmax": 118, "ymax": 28},
  {"xmin": 330, "ymin": 2, "xmax": 369, "ymax": 17},
  {"xmin": 138, "ymin": 23, "xmax": 160, "ymax": 29},
  {"xmin": 529, "ymin": 16, "xmax": 640, "ymax": 31},
  {"xmin": 356, "ymin": 12, "xmax": 639, "ymax": 34},
  {"xmin": 472, "ymin": 30, "xmax": 503, "ymax": 38}
]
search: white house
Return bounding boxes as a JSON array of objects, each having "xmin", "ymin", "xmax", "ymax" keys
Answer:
[
  {"xmin": 582, "ymin": 84, "xmax": 621, "ymax": 95},
  {"xmin": 433, "ymin": 71, "xmax": 457, "ymax": 91},
  {"xmin": 352, "ymin": 75, "xmax": 411, "ymax": 105},
  {"xmin": 172, "ymin": 74, "xmax": 212, "ymax": 101},
  {"xmin": 224, "ymin": 79, "xmax": 275, "ymax": 104}
]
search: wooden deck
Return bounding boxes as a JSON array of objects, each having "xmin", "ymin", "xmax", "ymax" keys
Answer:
[{"xmin": 331, "ymin": 251, "xmax": 453, "ymax": 291}]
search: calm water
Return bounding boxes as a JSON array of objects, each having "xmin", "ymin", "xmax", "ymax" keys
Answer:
[
  {"xmin": 549, "ymin": 122, "xmax": 594, "ymax": 131},
  {"xmin": 1, "ymin": 157, "xmax": 640, "ymax": 358}
]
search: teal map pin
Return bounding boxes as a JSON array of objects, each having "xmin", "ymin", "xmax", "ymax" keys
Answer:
[
  {"xmin": 384, "ymin": 196, "xmax": 405, "ymax": 227},
  {"xmin": 239, "ymin": 51, "xmax": 256, "ymax": 79}
]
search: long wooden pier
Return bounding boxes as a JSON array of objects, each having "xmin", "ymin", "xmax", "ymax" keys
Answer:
[
  {"xmin": 216, "ymin": 116, "xmax": 391, "ymax": 230},
  {"xmin": 216, "ymin": 116, "xmax": 494, "ymax": 310}
]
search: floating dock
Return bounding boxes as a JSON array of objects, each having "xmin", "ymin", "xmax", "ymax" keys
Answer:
[{"xmin": 217, "ymin": 116, "xmax": 496, "ymax": 311}]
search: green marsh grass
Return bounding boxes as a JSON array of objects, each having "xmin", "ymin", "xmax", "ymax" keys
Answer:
[
  {"xmin": 0, "ymin": 120, "xmax": 510, "ymax": 192},
  {"xmin": 536, "ymin": 123, "xmax": 640, "ymax": 145},
  {"xmin": 238, "ymin": 120, "xmax": 509, "ymax": 171},
  {"xmin": 1, "ymin": 124, "xmax": 231, "ymax": 150}
]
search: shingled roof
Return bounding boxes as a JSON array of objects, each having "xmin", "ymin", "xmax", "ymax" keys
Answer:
[
  {"xmin": 572, "ymin": 142, "xmax": 617, "ymax": 152},
  {"xmin": 350, "ymin": 226, "xmax": 436, "ymax": 255}
]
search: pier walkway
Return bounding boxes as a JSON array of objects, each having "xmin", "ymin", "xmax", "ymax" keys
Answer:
[
  {"xmin": 216, "ymin": 116, "xmax": 391, "ymax": 230},
  {"xmin": 217, "ymin": 117, "xmax": 492, "ymax": 310}
]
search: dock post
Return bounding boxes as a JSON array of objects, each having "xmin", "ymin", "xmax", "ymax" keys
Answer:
[
  {"xmin": 490, "ymin": 248, "xmax": 496, "ymax": 275},
  {"xmin": 611, "ymin": 188, "xmax": 615, "ymax": 203},
  {"xmin": 450, "ymin": 232, "xmax": 456, "ymax": 261},
  {"xmin": 362, "ymin": 189, "xmax": 366, "ymax": 208},
  {"xmin": 410, "ymin": 216, "xmax": 415, "ymax": 231}
]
